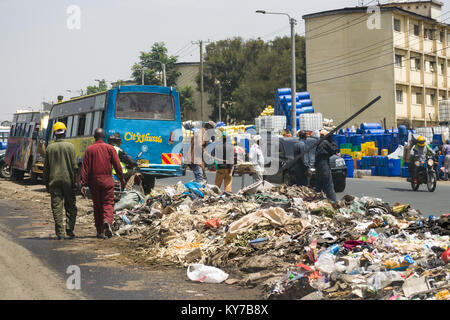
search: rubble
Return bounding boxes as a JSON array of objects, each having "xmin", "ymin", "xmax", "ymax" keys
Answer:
[{"xmin": 111, "ymin": 180, "xmax": 450, "ymax": 300}]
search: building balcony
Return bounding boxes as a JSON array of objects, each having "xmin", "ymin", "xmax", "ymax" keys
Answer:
[
  {"xmin": 411, "ymin": 70, "xmax": 422, "ymax": 84},
  {"xmin": 409, "ymin": 36, "xmax": 421, "ymax": 51},
  {"xmin": 395, "ymin": 67, "xmax": 407, "ymax": 82},
  {"xmin": 396, "ymin": 102, "xmax": 408, "ymax": 118},
  {"xmin": 423, "ymin": 39, "xmax": 434, "ymax": 53},
  {"xmin": 411, "ymin": 104, "xmax": 423, "ymax": 118},
  {"xmin": 424, "ymin": 72, "xmax": 436, "ymax": 87},
  {"xmin": 394, "ymin": 32, "xmax": 407, "ymax": 48}
]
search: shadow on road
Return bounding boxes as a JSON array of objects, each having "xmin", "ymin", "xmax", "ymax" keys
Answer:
[{"xmin": 385, "ymin": 187, "xmax": 428, "ymax": 193}]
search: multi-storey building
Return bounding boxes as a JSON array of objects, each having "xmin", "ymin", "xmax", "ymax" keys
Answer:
[{"xmin": 303, "ymin": 0, "xmax": 450, "ymax": 128}]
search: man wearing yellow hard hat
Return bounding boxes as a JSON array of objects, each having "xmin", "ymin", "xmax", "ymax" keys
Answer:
[
  {"xmin": 43, "ymin": 122, "xmax": 78, "ymax": 240},
  {"xmin": 408, "ymin": 135, "xmax": 435, "ymax": 182}
]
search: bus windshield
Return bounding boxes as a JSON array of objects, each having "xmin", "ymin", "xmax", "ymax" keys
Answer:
[{"xmin": 115, "ymin": 92, "xmax": 175, "ymax": 120}]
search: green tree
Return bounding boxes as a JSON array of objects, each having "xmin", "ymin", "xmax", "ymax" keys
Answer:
[
  {"xmin": 86, "ymin": 79, "xmax": 108, "ymax": 95},
  {"xmin": 201, "ymin": 36, "xmax": 306, "ymax": 123},
  {"xmin": 178, "ymin": 86, "xmax": 195, "ymax": 120},
  {"xmin": 131, "ymin": 42, "xmax": 180, "ymax": 86}
]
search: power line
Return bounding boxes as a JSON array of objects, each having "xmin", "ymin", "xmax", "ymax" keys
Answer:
[
  {"xmin": 299, "ymin": 0, "xmax": 377, "ymax": 37},
  {"xmin": 178, "ymin": 46, "xmax": 198, "ymax": 59},
  {"xmin": 173, "ymin": 42, "xmax": 193, "ymax": 56},
  {"xmin": 306, "ymin": 10, "xmax": 450, "ymax": 69},
  {"xmin": 308, "ymin": 16, "xmax": 450, "ymax": 75},
  {"xmin": 307, "ymin": 44, "xmax": 450, "ymax": 85}
]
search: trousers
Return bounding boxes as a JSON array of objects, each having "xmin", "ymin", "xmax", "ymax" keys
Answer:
[
  {"xmin": 215, "ymin": 168, "xmax": 233, "ymax": 192},
  {"xmin": 50, "ymin": 182, "xmax": 77, "ymax": 237},
  {"xmin": 315, "ymin": 160, "xmax": 336, "ymax": 201},
  {"xmin": 295, "ymin": 164, "xmax": 310, "ymax": 187},
  {"xmin": 90, "ymin": 177, "xmax": 115, "ymax": 234},
  {"xmin": 192, "ymin": 164, "xmax": 206, "ymax": 183}
]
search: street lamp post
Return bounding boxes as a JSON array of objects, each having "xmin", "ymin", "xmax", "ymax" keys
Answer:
[
  {"xmin": 215, "ymin": 80, "xmax": 222, "ymax": 122},
  {"xmin": 256, "ymin": 10, "xmax": 297, "ymax": 134},
  {"xmin": 140, "ymin": 60, "xmax": 167, "ymax": 86}
]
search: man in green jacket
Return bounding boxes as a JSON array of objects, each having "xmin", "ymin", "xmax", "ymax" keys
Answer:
[{"xmin": 43, "ymin": 122, "xmax": 78, "ymax": 240}]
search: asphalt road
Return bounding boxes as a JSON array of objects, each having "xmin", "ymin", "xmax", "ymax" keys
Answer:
[{"xmin": 158, "ymin": 171, "xmax": 450, "ymax": 217}]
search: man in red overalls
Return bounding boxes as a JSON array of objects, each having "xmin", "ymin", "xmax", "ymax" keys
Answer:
[{"xmin": 81, "ymin": 128, "xmax": 125, "ymax": 239}]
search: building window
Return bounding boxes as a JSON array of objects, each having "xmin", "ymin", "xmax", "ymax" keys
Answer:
[
  {"xmin": 440, "ymin": 63, "xmax": 445, "ymax": 75},
  {"xmin": 396, "ymin": 90, "xmax": 403, "ymax": 103},
  {"xmin": 395, "ymin": 54, "xmax": 403, "ymax": 67},
  {"xmin": 430, "ymin": 94, "xmax": 435, "ymax": 105},
  {"xmin": 413, "ymin": 24, "xmax": 420, "ymax": 36},
  {"xmin": 416, "ymin": 92, "xmax": 423, "ymax": 104},
  {"xmin": 394, "ymin": 19, "xmax": 401, "ymax": 32},
  {"xmin": 429, "ymin": 61, "xmax": 436, "ymax": 73},
  {"xmin": 440, "ymin": 31, "xmax": 445, "ymax": 43},
  {"xmin": 414, "ymin": 58, "xmax": 421, "ymax": 71}
]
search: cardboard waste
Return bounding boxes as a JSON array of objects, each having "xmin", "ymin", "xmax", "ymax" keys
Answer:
[{"xmin": 111, "ymin": 180, "xmax": 450, "ymax": 300}]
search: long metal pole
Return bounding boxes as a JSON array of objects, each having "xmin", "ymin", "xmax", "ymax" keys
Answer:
[
  {"xmin": 200, "ymin": 40, "xmax": 204, "ymax": 121},
  {"xmin": 290, "ymin": 18, "xmax": 297, "ymax": 134},
  {"xmin": 162, "ymin": 63, "xmax": 167, "ymax": 87},
  {"xmin": 218, "ymin": 83, "xmax": 222, "ymax": 122}
]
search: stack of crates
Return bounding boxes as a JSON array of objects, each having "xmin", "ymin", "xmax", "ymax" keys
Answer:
[{"xmin": 298, "ymin": 113, "xmax": 323, "ymax": 131}]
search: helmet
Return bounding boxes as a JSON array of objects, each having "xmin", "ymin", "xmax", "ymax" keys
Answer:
[
  {"xmin": 320, "ymin": 129, "xmax": 329, "ymax": 136},
  {"xmin": 417, "ymin": 136, "xmax": 426, "ymax": 147},
  {"xmin": 108, "ymin": 132, "xmax": 122, "ymax": 144},
  {"xmin": 53, "ymin": 122, "xmax": 67, "ymax": 134}
]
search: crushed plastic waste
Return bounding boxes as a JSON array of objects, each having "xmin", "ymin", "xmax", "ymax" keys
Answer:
[{"xmin": 109, "ymin": 179, "xmax": 450, "ymax": 300}]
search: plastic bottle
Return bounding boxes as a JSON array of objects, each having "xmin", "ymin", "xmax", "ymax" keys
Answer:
[{"xmin": 121, "ymin": 215, "xmax": 131, "ymax": 225}]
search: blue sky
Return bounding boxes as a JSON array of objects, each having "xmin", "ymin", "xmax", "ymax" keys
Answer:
[{"xmin": 0, "ymin": 0, "xmax": 443, "ymax": 121}]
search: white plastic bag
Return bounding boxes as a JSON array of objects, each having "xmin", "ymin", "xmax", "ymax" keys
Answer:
[{"xmin": 187, "ymin": 264, "xmax": 229, "ymax": 283}]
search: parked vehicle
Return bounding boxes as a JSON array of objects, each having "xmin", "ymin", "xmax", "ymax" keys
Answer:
[
  {"xmin": 46, "ymin": 85, "xmax": 185, "ymax": 193},
  {"xmin": 0, "ymin": 127, "xmax": 9, "ymax": 150},
  {"xmin": 409, "ymin": 156, "xmax": 437, "ymax": 192},
  {"xmin": 0, "ymin": 149, "xmax": 11, "ymax": 179},
  {"xmin": 4, "ymin": 111, "xmax": 49, "ymax": 182},
  {"xmin": 263, "ymin": 136, "xmax": 347, "ymax": 192}
]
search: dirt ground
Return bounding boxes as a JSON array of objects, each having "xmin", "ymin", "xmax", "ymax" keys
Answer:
[{"xmin": 0, "ymin": 178, "xmax": 263, "ymax": 299}]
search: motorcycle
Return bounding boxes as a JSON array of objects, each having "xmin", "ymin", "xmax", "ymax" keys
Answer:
[{"xmin": 410, "ymin": 156, "xmax": 437, "ymax": 192}]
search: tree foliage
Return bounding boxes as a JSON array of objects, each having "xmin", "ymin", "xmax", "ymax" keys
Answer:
[
  {"xmin": 131, "ymin": 42, "xmax": 180, "ymax": 86},
  {"xmin": 178, "ymin": 86, "xmax": 195, "ymax": 121},
  {"xmin": 201, "ymin": 36, "xmax": 306, "ymax": 123},
  {"xmin": 86, "ymin": 79, "xmax": 108, "ymax": 95}
]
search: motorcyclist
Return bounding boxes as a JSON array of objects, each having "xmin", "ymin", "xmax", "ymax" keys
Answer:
[
  {"xmin": 408, "ymin": 136, "xmax": 435, "ymax": 183},
  {"xmin": 108, "ymin": 133, "xmax": 138, "ymax": 184}
]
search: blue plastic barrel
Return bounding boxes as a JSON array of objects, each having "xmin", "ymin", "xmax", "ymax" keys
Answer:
[
  {"xmin": 388, "ymin": 159, "xmax": 401, "ymax": 176},
  {"xmin": 371, "ymin": 166, "xmax": 377, "ymax": 176},
  {"xmin": 298, "ymin": 99, "xmax": 313, "ymax": 107},
  {"xmin": 382, "ymin": 134, "xmax": 391, "ymax": 150},
  {"xmin": 361, "ymin": 122, "xmax": 382, "ymax": 130},
  {"xmin": 296, "ymin": 92, "xmax": 310, "ymax": 100},
  {"xmin": 367, "ymin": 129, "xmax": 386, "ymax": 135},
  {"xmin": 343, "ymin": 156, "xmax": 354, "ymax": 178},
  {"xmin": 277, "ymin": 88, "xmax": 291, "ymax": 96},
  {"xmin": 401, "ymin": 167, "xmax": 410, "ymax": 178},
  {"xmin": 351, "ymin": 134, "xmax": 362, "ymax": 147},
  {"xmin": 398, "ymin": 125, "xmax": 407, "ymax": 136}
]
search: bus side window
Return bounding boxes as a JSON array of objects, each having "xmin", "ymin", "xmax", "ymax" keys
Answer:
[
  {"xmin": 71, "ymin": 115, "xmax": 79, "ymax": 138},
  {"xmin": 10, "ymin": 125, "xmax": 15, "ymax": 137},
  {"xmin": 66, "ymin": 116, "xmax": 74, "ymax": 138},
  {"xmin": 100, "ymin": 110, "xmax": 105, "ymax": 128},
  {"xmin": 84, "ymin": 112, "xmax": 93, "ymax": 136},
  {"xmin": 92, "ymin": 111, "xmax": 101, "ymax": 132},
  {"xmin": 77, "ymin": 114, "xmax": 86, "ymax": 136}
]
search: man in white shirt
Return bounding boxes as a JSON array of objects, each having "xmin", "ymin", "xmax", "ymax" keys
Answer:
[{"xmin": 249, "ymin": 135, "xmax": 264, "ymax": 183}]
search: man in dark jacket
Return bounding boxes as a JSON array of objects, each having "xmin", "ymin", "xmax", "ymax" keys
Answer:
[
  {"xmin": 293, "ymin": 130, "xmax": 311, "ymax": 187},
  {"xmin": 315, "ymin": 129, "xmax": 338, "ymax": 202},
  {"xmin": 43, "ymin": 122, "xmax": 78, "ymax": 240}
]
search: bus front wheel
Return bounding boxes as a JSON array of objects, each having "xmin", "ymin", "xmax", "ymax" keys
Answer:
[{"xmin": 142, "ymin": 175, "xmax": 155, "ymax": 195}]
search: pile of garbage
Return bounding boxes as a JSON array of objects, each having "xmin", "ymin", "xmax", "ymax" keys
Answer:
[{"xmin": 112, "ymin": 179, "xmax": 450, "ymax": 300}]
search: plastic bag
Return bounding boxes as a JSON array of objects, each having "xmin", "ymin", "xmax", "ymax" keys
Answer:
[{"xmin": 187, "ymin": 264, "xmax": 229, "ymax": 283}]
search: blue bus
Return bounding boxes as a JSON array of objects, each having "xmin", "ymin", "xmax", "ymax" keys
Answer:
[{"xmin": 47, "ymin": 85, "xmax": 185, "ymax": 193}]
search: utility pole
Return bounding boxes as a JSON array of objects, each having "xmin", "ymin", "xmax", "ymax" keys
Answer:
[{"xmin": 192, "ymin": 40, "xmax": 211, "ymax": 122}]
